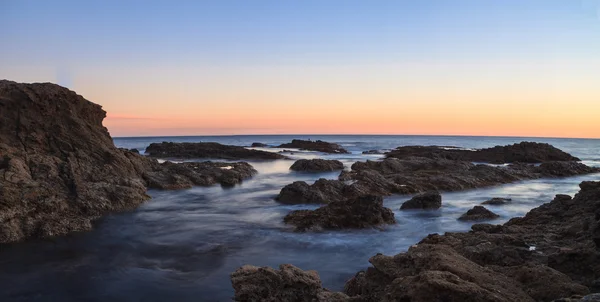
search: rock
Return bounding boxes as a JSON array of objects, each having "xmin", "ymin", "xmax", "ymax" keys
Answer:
[
  {"xmin": 250, "ymin": 142, "xmax": 268, "ymax": 147},
  {"xmin": 145, "ymin": 142, "xmax": 286, "ymax": 160},
  {"xmin": 275, "ymin": 179, "xmax": 346, "ymax": 204},
  {"xmin": 230, "ymin": 264, "xmax": 349, "ymax": 302},
  {"xmin": 400, "ymin": 192, "xmax": 442, "ymax": 210},
  {"xmin": 0, "ymin": 80, "xmax": 152, "ymax": 243},
  {"xmin": 130, "ymin": 148, "xmax": 140, "ymax": 153},
  {"xmin": 386, "ymin": 142, "xmax": 581, "ymax": 164},
  {"xmin": 234, "ymin": 181, "xmax": 600, "ymax": 301},
  {"xmin": 289, "ymin": 159, "xmax": 344, "ymax": 172},
  {"xmin": 458, "ymin": 206, "xmax": 500, "ymax": 221},
  {"xmin": 278, "ymin": 139, "xmax": 349, "ymax": 154},
  {"xmin": 482, "ymin": 197, "xmax": 512, "ymax": 205},
  {"xmin": 283, "ymin": 195, "xmax": 395, "ymax": 231},
  {"xmin": 362, "ymin": 149, "xmax": 388, "ymax": 154}
]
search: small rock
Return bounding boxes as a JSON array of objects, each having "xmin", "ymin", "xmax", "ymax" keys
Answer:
[
  {"xmin": 400, "ymin": 192, "xmax": 442, "ymax": 210},
  {"xmin": 290, "ymin": 159, "xmax": 344, "ymax": 172},
  {"xmin": 459, "ymin": 206, "xmax": 500, "ymax": 221},
  {"xmin": 482, "ymin": 197, "xmax": 512, "ymax": 205}
]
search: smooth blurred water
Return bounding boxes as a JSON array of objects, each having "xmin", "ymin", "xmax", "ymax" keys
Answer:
[{"xmin": 1, "ymin": 135, "xmax": 599, "ymax": 301}]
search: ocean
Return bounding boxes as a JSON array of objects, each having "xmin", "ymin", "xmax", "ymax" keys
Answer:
[{"xmin": 1, "ymin": 135, "xmax": 599, "ymax": 301}]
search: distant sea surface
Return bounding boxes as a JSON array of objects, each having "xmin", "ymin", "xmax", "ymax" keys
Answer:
[{"xmin": 2, "ymin": 135, "xmax": 599, "ymax": 301}]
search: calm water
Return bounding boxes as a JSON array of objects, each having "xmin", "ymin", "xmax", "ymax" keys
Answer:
[{"xmin": 1, "ymin": 135, "xmax": 600, "ymax": 301}]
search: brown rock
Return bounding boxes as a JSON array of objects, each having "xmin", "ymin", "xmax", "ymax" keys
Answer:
[
  {"xmin": 145, "ymin": 141, "xmax": 286, "ymax": 160},
  {"xmin": 283, "ymin": 195, "xmax": 395, "ymax": 231},
  {"xmin": 278, "ymin": 139, "xmax": 349, "ymax": 154},
  {"xmin": 458, "ymin": 206, "xmax": 500, "ymax": 221},
  {"xmin": 290, "ymin": 159, "xmax": 344, "ymax": 172}
]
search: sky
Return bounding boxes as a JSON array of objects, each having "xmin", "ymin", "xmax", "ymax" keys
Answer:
[{"xmin": 1, "ymin": 0, "xmax": 599, "ymax": 138}]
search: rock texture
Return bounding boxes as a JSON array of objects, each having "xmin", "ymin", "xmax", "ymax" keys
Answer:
[
  {"xmin": 289, "ymin": 159, "xmax": 344, "ymax": 172},
  {"xmin": 145, "ymin": 142, "xmax": 286, "ymax": 160},
  {"xmin": 400, "ymin": 192, "xmax": 442, "ymax": 210},
  {"xmin": 482, "ymin": 197, "xmax": 512, "ymax": 205},
  {"xmin": 277, "ymin": 156, "xmax": 599, "ymax": 205},
  {"xmin": 230, "ymin": 264, "xmax": 349, "ymax": 302},
  {"xmin": 283, "ymin": 195, "xmax": 395, "ymax": 231},
  {"xmin": 458, "ymin": 206, "xmax": 500, "ymax": 221},
  {"xmin": 0, "ymin": 81, "xmax": 258, "ymax": 243},
  {"xmin": 386, "ymin": 142, "xmax": 580, "ymax": 164},
  {"xmin": 234, "ymin": 181, "xmax": 600, "ymax": 301},
  {"xmin": 278, "ymin": 139, "xmax": 349, "ymax": 154},
  {"xmin": 250, "ymin": 142, "xmax": 268, "ymax": 147}
]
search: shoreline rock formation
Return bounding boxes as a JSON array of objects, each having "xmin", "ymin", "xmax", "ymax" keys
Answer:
[
  {"xmin": 289, "ymin": 159, "xmax": 344, "ymax": 172},
  {"xmin": 0, "ymin": 81, "xmax": 258, "ymax": 243},
  {"xmin": 277, "ymin": 139, "xmax": 350, "ymax": 154},
  {"xmin": 145, "ymin": 142, "xmax": 286, "ymax": 160},
  {"xmin": 385, "ymin": 142, "xmax": 580, "ymax": 164},
  {"xmin": 276, "ymin": 156, "xmax": 599, "ymax": 205},
  {"xmin": 232, "ymin": 181, "xmax": 600, "ymax": 301}
]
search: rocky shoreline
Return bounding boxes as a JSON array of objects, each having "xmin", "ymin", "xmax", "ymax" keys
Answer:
[{"xmin": 231, "ymin": 181, "xmax": 600, "ymax": 301}]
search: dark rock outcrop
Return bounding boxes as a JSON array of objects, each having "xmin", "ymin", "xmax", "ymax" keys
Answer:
[
  {"xmin": 289, "ymin": 159, "xmax": 344, "ymax": 172},
  {"xmin": 458, "ymin": 206, "xmax": 500, "ymax": 221},
  {"xmin": 386, "ymin": 142, "xmax": 580, "ymax": 164},
  {"xmin": 277, "ymin": 156, "xmax": 599, "ymax": 205},
  {"xmin": 145, "ymin": 142, "xmax": 286, "ymax": 160},
  {"xmin": 0, "ymin": 81, "xmax": 258, "ymax": 243},
  {"xmin": 362, "ymin": 149, "xmax": 388, "ymax": 155},
  {"xmin": 482, "ymin": 197, "xmax": 512, "ymax": 205},
  {"xmin": 278, "ymin": 139, "xmax": 349, "ymax": 154},
  {"xmin": 400, "ymin": 192, "xmax": 442, "ymax": 210},
  {"xmin": 236, "ymin": 182, "xmax": 600, "ymax": 301},
  {"xmin": 230, "ymin": 264, "xmax": 349, "ymax": 302},
  {"xmin": 283, "ymin": 195, "xmax": 395, "ymax": 231},
  {"xmin": 250, "ymin": 142, "xmax": 268, "ymax": 147}
]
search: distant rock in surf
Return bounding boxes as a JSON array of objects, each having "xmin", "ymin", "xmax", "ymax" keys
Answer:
[
  {"xmin": 289, "ymin": 159, "xmax": 344, "ymax": 172},
  {"xmin": 145, "ymin": 141, "xmax": 286, "ymax": 160},
  {"xmin": 458, "ymin": 205, "xmax": 500, "ymax": 221},
  {"xmin": 277, "ymin": 139, "xmax": 349, "ymax": 154},
  {"xmin": 250, "ymin": 142, "xmax": 268, "ymax": 147},
  {"xmin": 482, "ymin": 197, "xmax": 512, "ymax": 205}
]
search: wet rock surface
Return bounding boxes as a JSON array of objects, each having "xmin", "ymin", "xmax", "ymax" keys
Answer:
[
  {"xmin": 386, "ymin": 142, "xmax": 580, "ymax": 164},
  {"xmin": 283, "ymin": 195, "xmax": 395, "ymax": 231},
  {"xmin": 400, "ymin": 192, "xmax": 442, "ymax": 210},
  {"xmin": 289, "ymin": 159, "xmax": 344, "ymax": 172},
  {"xmin": 235, "ymin": 181, "xmax": 600, "ymax": 301},
  {"xmin": 482, "ymin": 197, "xmax": 512, "ymax": 205},
  {"xmin": 277, "ymin": 156, "xmax": 599, "ymax": 205},
  {"xmin": 458, "ymin": 205, "xmax": 500, "ymax": 221},
  {"xmin": 250, "ymin": 142, "xmax": 268, "ymax": 147},
  {"xmin": 145, "ymin": 142, "xmax": 286, "ymax": 160},
  {"xmin": 278, "ymin": 139, "xmax": 349, "ymax": 154}
]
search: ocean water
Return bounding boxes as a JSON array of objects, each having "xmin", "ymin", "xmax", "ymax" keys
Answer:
[{"xmin": 1, "ymin": 135, "xmax": 599, "ymax": 301}]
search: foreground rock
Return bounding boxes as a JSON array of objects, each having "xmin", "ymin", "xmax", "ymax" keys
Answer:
[
  {"xmin": 277, "ymin": 156, "xmax": 599, "ymax": 205},
  {"xmin": 386, "ymin": 142, "xmax": 580, "ymax": 164},
  {"xmin": 283, "ymin": 195, "xmax": 395, "ymax": 231},
  {"xmin": 0, "ymin": 81, "xmax": 257, "ymax": 243},
  {"xmin": 230, "ymin": 264, "xmax": 349, "ymax": 302},
  {"xmin": 235, "ymin": 181, "xmax": 600, "ymax": 301},
  {"xmin": 289, "ymin": 159, "xmax": 344, "ymax": 172},
  {"xmin": 458, "ymin": 206, "xmax": 500, "ymax": 221},
  {"xmin": 278, "ymin": 139, "xmax": 349, "ymax": 154},
  {"xmin": 482, "ymin": 197, "xmax": 512, "ymax": 205},
  {"xmin": 400, "ymin": 192, "xmax": 442, "ymax": 210},
  {"xmin": 145, "ymin": 142, "xmax": 286, "ymax": 160}
]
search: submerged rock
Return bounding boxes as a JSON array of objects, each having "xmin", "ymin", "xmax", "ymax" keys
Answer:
[
  {"xmin": 289, "ymin": 159, "xmax": 344, "ymax": 172},
  {"xmin": 400, "ymin": 192, "xmax": 442, "ymax": 210},
  {"xmin": 283, "ymin": 195, "xmax": 395, "ymax": 231},
  {"xmin": 386, "ymin": 142, "xmax": 581, "ymax": 164},
  {"xmin": 234, "ymin": 181, "xmax": 600, "ymax": 301},
  {"xmin": 250, "ymin": 142, "xmax": 268, "ymax": 147},
  {"xmin": 278, "ymin": 139, "xmax": 349, "ymax": 154},
  {"xmin": 458, "ymin": 206, "xmax": 500, "ymax": 221},
  {"xmin": 482, "ymin": 197, "xmax": 512, "ymax": 205},
  {"xmin": 145, "ymin": 142, "xmax": 286, "ymax": 160}
]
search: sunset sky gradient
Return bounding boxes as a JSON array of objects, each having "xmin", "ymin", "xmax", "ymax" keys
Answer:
[{"xmin": 1, "ymin": 0, "xmax": 599, "ymax": 138}]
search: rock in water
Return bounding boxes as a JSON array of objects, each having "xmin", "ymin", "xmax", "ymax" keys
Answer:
[
  {"xmin": 458, "ymin": 206, "xmax": 500, "ymax": 221},
  {"xmin": 482, "ymin": 197, "xmax": 512, "ymax": 205},
  {"xmin": 145, "ymin": 142, "xmax": 286, "ymax": 160},
  {"xmin": 289, "ymin": 159, "xmax": 344, "ymax": 172},
  {"xmin": 250, "ymin": 142, "xmax": 268, "ymax": 147},
  {"xmin": 277, "ymin": 139, "xmax": 349, "ymax": 154},
  {"xmin": 400, "ymin": 192, "xmax": 442, "ymax": 210},
  {"xmin": 283, "ymin": 195, "xmax": 396, "ymax": 231},
  {"xmin": 230, "ymin": 264, "xmax": 349, "ymax": 302},
  {"xmin": 0, "ymin": 80, "xmax": 151, "ymax": 243}
]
